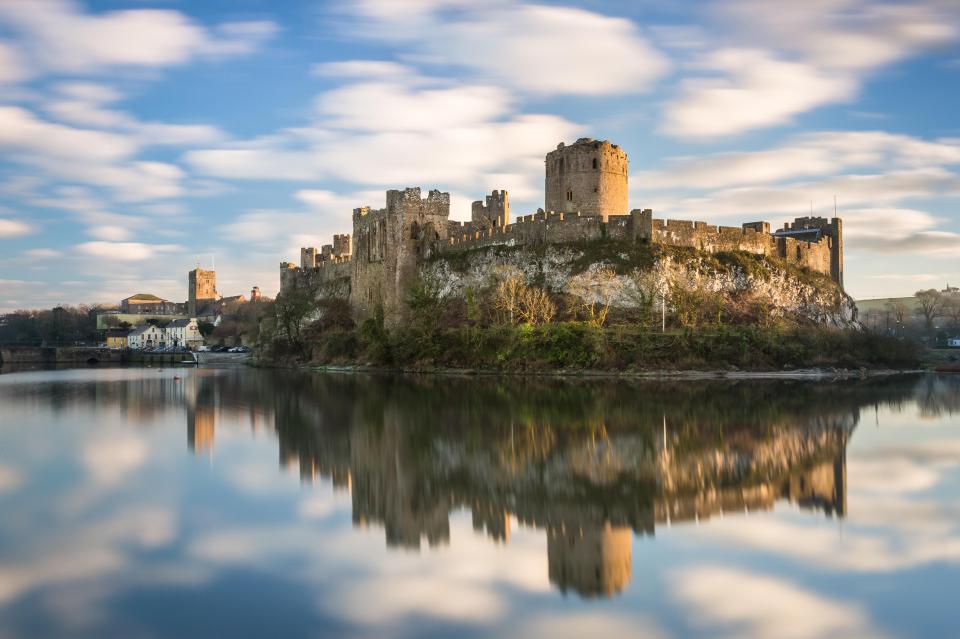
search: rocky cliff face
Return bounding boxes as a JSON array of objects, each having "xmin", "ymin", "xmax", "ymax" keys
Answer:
[{"xmin": 421, "ymin": 242, "xmax": 858, "ymax": 328}]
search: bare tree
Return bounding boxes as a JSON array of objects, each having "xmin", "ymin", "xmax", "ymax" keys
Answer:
[
  {"xmin": 943, "ymin": 296, "xmax": 960, "ymax": 332},
  {"xmin": 885, "ymin": 299, "xmax": 909, "ymax": 333},
  {"xmin": 914, "ymin": 289, "xmax": 945, "ymax": 333},
  {"xmin": 568, "ymin": 268, "xmax": 621, "ymax": 327},
  {"xmin": 518, "ymin": 287, "xmax": 556, "ymax": 326},
  {"xmin": 491, "ymin": 265, "xmax": 525, "ymax": 325}
]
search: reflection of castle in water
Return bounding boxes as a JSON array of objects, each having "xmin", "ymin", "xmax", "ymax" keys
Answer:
[{"xmin": 177, "ymin": 373, "xmax": 882, "ymax": 598}]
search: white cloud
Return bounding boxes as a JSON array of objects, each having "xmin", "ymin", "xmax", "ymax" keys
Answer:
[
  {"xmin": 23, "ymin": 248, "xmax": 58, "ymax": 259},
  {"xmin": 0, "ymin": 218, "xmax": 33, "ymax": 238},
  {"xmin": 672, "ymin": 566, "xmax": 883, "ymax": 639},
  {"xmin": 348, "ymin": 2, "xmax": 669, "ymax": 96},
  {"xmin": 76, "ymin": 241, "xmax": 182, "ymax": 261},
  {"xmin": 28, "ymin": 157, "xmax": 186, "ymax": 202},
  {"xmin": 841, "ymin": 208, "xmax": 960, "ymax": 255},
  {"xmin": 87, "ymin": 225, "xmax": 132, "ymax": 242},
  {"xmin": 716, "ymin": 0, "xmax": 958, "ymax": 71},
  {"xmin": 44, "ymin": 82, "xmax": 226, "ymax": 146},
  {"xmin": 662, "ymin": 49, "xmax": 857, "ymax": 138},
  {"xmin": 0, "ymin": 0, "xmax": 277, "ymax": 74},
  {"xmin": 312, "ymin": 59, "xmax": 417, "ymax": 79},
  {"xmin": 0, "ymin": 106, "xmax": 135, "ymax": 163},
  {"xmin": 660, "ymin": 0, "xmax": 959, "ymax": 138},
  {"xmin": 640, "ymin": 131, "xmax": 960, "ymax": 191},
  {"xmin": 317, "ymin": 82, "xmax": 511, "ymax": 132},
  {"xmin": 650, "ymin": 168, "xmax": 960, "ymax": 218},
  {"xmin": 636, "ymin": 130, "xmax": 960, "ymax": 258},
  {"xmin": 0, "ymin": 40, "xmax": 29, "ymax": 83},
  {"xmin": 187, "ymin": 101, "xmax": 579, "ymax": 191}
]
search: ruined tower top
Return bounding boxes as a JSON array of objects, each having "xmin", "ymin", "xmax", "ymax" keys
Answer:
[{"xmin": 545, "ymin": 138, "xmax": 628, "ymax": 220}]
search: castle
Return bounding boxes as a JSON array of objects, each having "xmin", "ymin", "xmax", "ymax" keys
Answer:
[{"xmin": 281, "ymin": 138, "xmax": 844, "ymax": 323}]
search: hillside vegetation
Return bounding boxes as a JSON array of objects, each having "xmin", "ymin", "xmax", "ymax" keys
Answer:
[{"xmin": 260, "ymin": 240, "xmax": 918, "ymax": 371}]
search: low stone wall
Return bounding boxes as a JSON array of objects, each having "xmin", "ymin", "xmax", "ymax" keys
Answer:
[
  {"xmin": 280, "ymin": 260, "xmax": 352, "ymax": 295},
  {"xmin": 0, "ymin": 347, "xmax": 122, "ymax": 364}
]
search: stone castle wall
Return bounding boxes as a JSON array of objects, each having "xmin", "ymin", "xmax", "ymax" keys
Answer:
[
  {"xmin": 350, "ymin": 188, "xmax": 451, "ymax": 322},
  {"xmin": 443, "ymin": 209, "xmax": 837, "ymax": 279}
]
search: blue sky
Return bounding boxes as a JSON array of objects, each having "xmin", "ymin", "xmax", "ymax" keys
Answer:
[{"xmin": 0, "ymin": 0, "xmax": 958, "ymax": 311}]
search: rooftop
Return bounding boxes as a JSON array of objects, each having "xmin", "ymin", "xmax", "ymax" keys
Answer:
[{"xmin": 124, "ymin": 293, "xmax": 165, "ymax": 302}]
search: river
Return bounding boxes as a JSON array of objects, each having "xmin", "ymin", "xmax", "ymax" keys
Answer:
[{"xmin": 0, "ymin": 366, "xmax": 957, "ymax": 638}]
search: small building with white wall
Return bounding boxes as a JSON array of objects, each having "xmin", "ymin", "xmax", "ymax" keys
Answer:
[
  {"xmin": 164, "ymin": 318, "xmax": 204, "ymax": 349},
  {"xmin": 128, "ymin": 324, "xmax": 164, "ymax": 349}
]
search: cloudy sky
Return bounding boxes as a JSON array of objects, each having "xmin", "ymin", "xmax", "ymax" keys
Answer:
[{"xmin": 0, "ymin": 0, "xmax": 958, "ymax": 311}]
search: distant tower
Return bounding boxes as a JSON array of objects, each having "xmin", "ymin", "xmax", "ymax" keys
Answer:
[
  {"xmin": 471, "ymin": 190, "xmax": 510, "ymax": 231},
  {"xmin": 188, "ymin": 268, "xmax": 220, "ymax": 316},
  {"xmin": 545, "ymin": 138, "xmax": 628, "ymax": 220},
  {"xmin": 250, "ymin": 286, "xmax": 262, "ymax": 302}
]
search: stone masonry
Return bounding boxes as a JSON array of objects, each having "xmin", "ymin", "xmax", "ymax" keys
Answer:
[
  {"xmin": 281, "ymin": 138, "xmax": 844, "ymax": 325},
  {"xmin": 545, "ymin": 138, "xmax": 629, "ymax": 220},
  {"xmin": 188, "ymin": 268, "xmax": 219, "ymax": 317}
]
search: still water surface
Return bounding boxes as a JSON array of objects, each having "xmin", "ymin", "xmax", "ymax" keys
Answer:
[{"xmin": 0, "ymin": 367, "xmax": 958, "ymax": 638}]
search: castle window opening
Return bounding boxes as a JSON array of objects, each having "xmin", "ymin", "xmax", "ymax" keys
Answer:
[
  {"xmin": 592, "ymin": 158, "xmax": 598, "ymax": 170},
  {"xmin": 566, "ymin": 188, "xmax": 573, "ymax": 201}
]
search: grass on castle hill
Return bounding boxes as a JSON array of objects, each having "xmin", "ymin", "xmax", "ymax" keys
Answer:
[{"xmin": 286, "ymin": 322, "xmax": 919, "ymax": 372}]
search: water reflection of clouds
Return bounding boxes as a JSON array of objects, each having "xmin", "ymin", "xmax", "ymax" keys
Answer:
[
  {"xmin": 671, "ymin": 566, "xmax": 886, "ymax": 639},
  {"xmin": 0, "ymin": 464, "xmax": 22, "ymax": 493},
  {"xmin": 81, "ymin": 433, "xmax": 147, "ymax": 486},
  {"xmin": 0, "ymin": 370, "xmax": 958, "ymax": 638}
]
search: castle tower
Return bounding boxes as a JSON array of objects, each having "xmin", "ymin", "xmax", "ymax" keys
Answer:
[
  {"xmin": 350, "ymin": 188, "xmax": 451, "ymax": 325},
  {"xmin": 547, "ymin": 522, "xmax": 632, "ymax": 597},
  {"xmin": 333, "ymin": 234, "xmax": 352, "ymax": 258},
  {"xmin": 774, "ymin": 217, "xmax": 844, "ymax": 289},
  {"xmin": 471, "ymin": 190, "xmax": 509, "ymax": 231},
  {"xmin": 188, "ymin": 268, "xmax": 220, "ymax": 316},
  {"xmin": 545, "ymin": 138, "xmax": 628, "ymax": 220}
]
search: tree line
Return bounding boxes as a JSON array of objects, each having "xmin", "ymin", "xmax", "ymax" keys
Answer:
[{"xmin": 0, "ymin": 306, "xmax": 106, "ymax": 346}]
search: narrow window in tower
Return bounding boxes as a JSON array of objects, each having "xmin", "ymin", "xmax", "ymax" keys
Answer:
[
  {"xmin": 559, "ymin": 158, "xmax": 564, "ymax": 171},
  {"xmin": 592, "ymin": 158, "xmax": 598, "ymax": 170},
  {"xmin": 566, "ymin": 188, "xmax": 573, "ymax": 201}
]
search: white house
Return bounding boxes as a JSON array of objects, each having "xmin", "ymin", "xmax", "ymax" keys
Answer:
[
  {"xmin": 948, "ymin": 337, "xmax": 960, "ymax": 348},
  {"xmin": 128, "ymin": 324, "xmax": 164, "ymax": 349},
  {"xmin": 164, "ymin": 318, "xmax": 204, "ymax": 349}
]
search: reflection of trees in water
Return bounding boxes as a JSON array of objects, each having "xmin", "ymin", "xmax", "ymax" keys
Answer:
[{"xmin": 913, "ymin": 375, "xmax": 960, "ymax": 418}]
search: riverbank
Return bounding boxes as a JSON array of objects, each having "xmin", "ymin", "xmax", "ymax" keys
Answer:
[
  {"xmin": 260, "ymin": 323, "xmax": 922, "ymax": 374},
  {"xmin": 300, "ymin": 363, "xmax": 924, "ymax": 381}
]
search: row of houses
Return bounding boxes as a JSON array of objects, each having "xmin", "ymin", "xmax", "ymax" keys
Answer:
[{"xmin": 106, "ymin": 318, "xmax": 204, "ymax": 350}]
